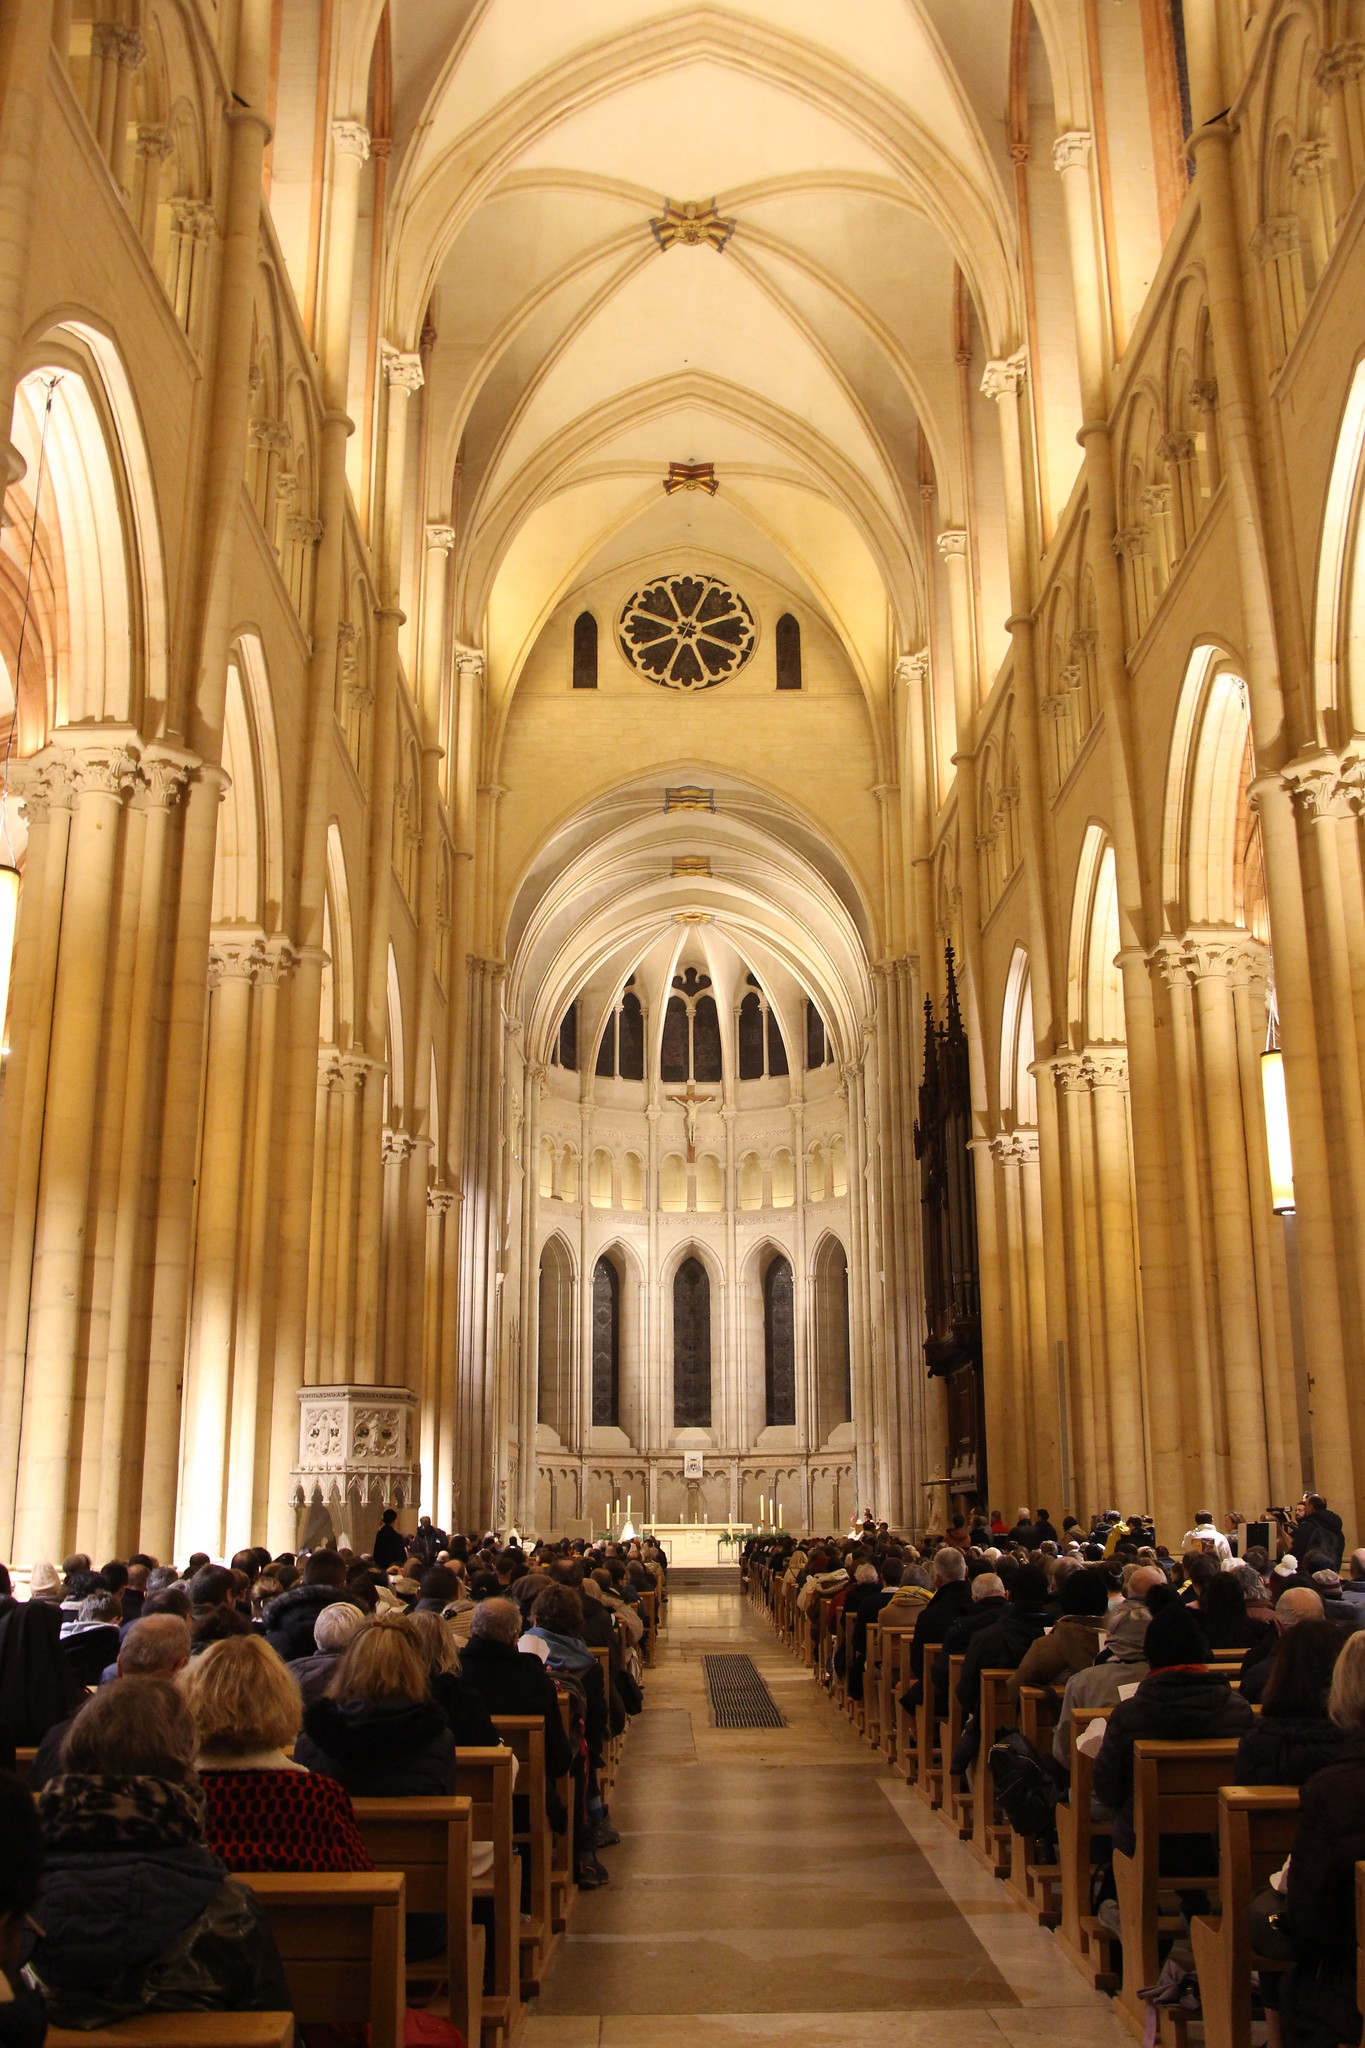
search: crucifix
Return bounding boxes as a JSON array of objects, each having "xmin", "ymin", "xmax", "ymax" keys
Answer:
[{"xmin": 665, "ymin": 1079, "xmax": 718, "ymax": 1161}]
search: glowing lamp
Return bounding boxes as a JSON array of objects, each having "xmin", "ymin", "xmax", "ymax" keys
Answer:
[
  {"xmin": 1261, "ymin": 1049, "xmax": 1295, "ymax": 1214},
  {"xmin": 0, "ymin": 863, "xmax": 19, "ymax": 1051}
]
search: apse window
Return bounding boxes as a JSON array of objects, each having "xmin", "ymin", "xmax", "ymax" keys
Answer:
[
  {"xmin": 617, "ymin": 572, "xmax": 756, "ymax": 690},
  {"xmin": 775, "ymin": 612, "xmax": 802, "ymax": 690},
  {"xmin": 572, "ymin": 611, "xmax": 598, "ymax": 689}
]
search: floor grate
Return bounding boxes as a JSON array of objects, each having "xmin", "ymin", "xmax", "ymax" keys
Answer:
[{"xmin": 702, "ymin": 1652, "xmax": 787, "ymax": 1728}]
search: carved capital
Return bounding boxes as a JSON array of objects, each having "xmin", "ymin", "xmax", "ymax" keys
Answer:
[
  {"xmin": 1052, "ymin": 1051, "xmax": 1092, "ymax": 1092},
  {"xmin": 134, "ymin": 747, "xmax": 197, "ymax": 810},
  {"xmin": 1252, "ymin": 215, "xmax": 1303, "ymax": 261},
  {"xmin": 135, "ymin": 124, "xmax": 174, "ymax": 164},
  {"xmin": 427, "ymin": 1184, "xmax": 457, "ymax": 1216},
  {"xmin": 1316, "ymin": 41, "xmax": 1365, "ymax": 91},
  {"xmin": 1139, "ymin": 482, "xmax": 1172, "ymax": 519},
  {"xmin": 381, "ymin": 346, "xmax": 424, "ymax": 394},
  {"xmin": 1053, "ymin": 130, "xmax": 1093, "ymax": 174},
  {"xmin": 1113, "ymin": 524, "xmax": 1149, "ymax": 558},
  {"xmin": 1149, "ymin": 934, "xmax": 1192, "ymax": 989},
  {"xmin": 382, "ymin": 1129, "xmax": 417, "ymax": 1166},
  {"xmin": 93, "ymin": 21, "xmax": 145, "ymax": 67},
  {"xmin": 170, "ymin": 196, "xmax": 215, "ymax": 243},
  {"xmin": 980, "ymin": 348, "xmax": 1028, "ymax": 402},
  {"xmin": 1157, "ymin": 430, "xmax": 1196, "ymax": 466},
  {"xmin": 455, "ymin": 644, "xmax": 486, "ymax": 682},
  {"xmin": 249, "ymin": 417, "xmax": 291, "ymax": 453},
  {"xmin": 936, "ymin": 529, "xmax": 969, "ymax": 560},
  {"xmin": 1040, "ymin": 692, "xmax": 1072, "ymax": 721},
  {"xmin": 286, "ymin": 514, "xmax": 324, "ymax": 545},
  {"xmin": 1184, "ymin": 929, "xmax": 1271, "ymax": 987},
  {"xmin": 894, "ymin": 649, "xmax": 930, "ymax": 690},
  {"xmin": 1283, "ymin": 751, "xmax": 1365, "ymax": 820},
  {"xmin": 1189, "ymin": 378, "xmax": 1219, "ymax": 416},
  {"xmin": 331, "ymin": 118, "xmax": 371, "ymax": 163},
  {"xmin": 425, "ymin": 523, "xmax": 456, "ymax": 553},
  {"xmin": 1290, "ymin": 137, "xmax": 1333, "ymax": 184},
  {"xmin": 1084, "ymin": 1048, "xmax": 1129, "ymax": 1090}
]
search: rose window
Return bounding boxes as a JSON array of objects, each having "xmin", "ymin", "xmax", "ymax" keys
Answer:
[{"xmin": 617, "ymin": 572, "xmax": 757, "ymax": 690}]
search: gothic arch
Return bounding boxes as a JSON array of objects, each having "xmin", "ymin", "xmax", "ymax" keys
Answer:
[{"xmin": 1067, "ymin": 823, "xmax": 1124, "ymax": 1045}]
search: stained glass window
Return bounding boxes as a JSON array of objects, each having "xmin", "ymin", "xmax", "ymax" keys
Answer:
[
  {"xmin": 617, "ymin": 573, "xmax": 756, "ymax": 690},
  {"xmin": 764, "ymin": 1256, "xmax": 796, "ymax": 1426},
  {"xmin": 775, "ymin": 611, "xmax": 802, "ymax": 690},
  {"xmin": 591, "ymin": 1256, "xmax": 620, "ymax": 1425},
  {"xmin": 572, "ymin": 611, "xmax": 598, "ymax": 689},
  {"xmin": 673, "ymin": 1256, "xmax": 711, "ymax": 1427}
]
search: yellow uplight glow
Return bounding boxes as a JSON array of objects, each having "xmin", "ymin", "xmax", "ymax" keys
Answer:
[
  {"xmin": 0, "ymin": 864, "xmax": 19, "ymax": 1052},
  {"xmin": 1260, "ymin": 1049, "xmax": 1295, "ymax": 1214}
]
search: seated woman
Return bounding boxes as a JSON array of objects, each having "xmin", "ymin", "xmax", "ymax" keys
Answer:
[
  {"xmin": 295, "ymin": 1613, "xmax": 455, "ymax": 1796},
  {"xmin": 407, "ymin": 1611, "xmax": 499, "ymax": 1748},
  {"xmin": 1273, "ymin": 1630, "xmax": 1365, "ymax": 2048},
  {"xmin": 1236, "ymin": 1619, "xmax": 1348, "ymax": 1788},
  {"xmin": 182, "ymin": 1634, "xmax": 373, "ymax": 1871},
  {"xmin": 27, "ymin": 1678, "xmax": 288, "ymax": 2029}
]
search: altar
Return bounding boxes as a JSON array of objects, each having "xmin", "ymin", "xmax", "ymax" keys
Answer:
[{"xmin": 645, "ymin": 1521, "xmax": 750, "ymax": 1568}]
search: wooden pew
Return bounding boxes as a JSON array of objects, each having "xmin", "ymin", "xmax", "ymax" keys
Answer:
[
  {"xmin": 971, "ymin": 1668, "xmax": 1015, "ymax": 1877},
  {"xmin": 455, "ymin": 1746, "xmax": 520, "ymax": 2047},
  {"xmin": 1011, "ymin": 1685, "xmax": 1062, "ymax": 1923},
  {"xmin": 912, "ymin": 1681, "xmax": 942, "ymax": 1804},
  {"xmin": 47, "ymin": 2022, "xmax": 293, "ymax": 2048},
  {"xmin": 1190, "ymin": 1786, "xmax": 1299, "ymax": 2048},
  {"xmin": 1112, "ymin": 1738, "xmax": 1243, "ymax": 2037},
  {"xmin": 880, "ymin": 1617, "xmax": 925, "ymax": 1769},
  {"xmin": 492, "ymin": 1713, "xmax": 554, "ymax": 1994},
  {"xmin": 351, "ymin": 1795, "xmax": 482, "ymax": 2048},
  {"xmin": 549, "ymin": 1689, "xmax": 574, "ymax": 1933},
  {"xmin": 944, "ymin": 1654, "xmax": 974, "ymax": 1838},
  {"xmin": 1053, "ymin": 1705, "xmax": 1118, "ymax": 1991},
  {"xmin": 239, "ymin": 1870, "xmax": 404, "ymax": 2048},
  {"xmin": 638, "ymin": 1586, "xmax": 657, "ymax": 1663}
]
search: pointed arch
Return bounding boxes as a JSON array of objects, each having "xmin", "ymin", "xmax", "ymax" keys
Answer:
[
  {"xmin": 1163, "ymin": 644, "xmax": 1267, "ymax": 940},
  {"xmin": 810, "ymin": 1230, "xmax": 852, "ymax": 1443},
  {"xmin": 1068, "ymin": 824, "xmax": 1124, "ymax": 1045},
  {"xmin": 324, "ymin": 824, "xmax": 356, "ymax": 1047},
  {"xmin": 1000, "ymin": 945, "xmax": 1037, "ymax": 1127},
  {"xmin": 537, "ymin": 1232, "xmax": 576, "ymax": 1439}
]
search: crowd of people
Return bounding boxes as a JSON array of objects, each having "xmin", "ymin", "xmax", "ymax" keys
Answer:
[
  {"xmin": 0, "ymin": 1521, "xmax": 666, "ymax": 2042},
  {"xmin": 745, "ymin": 1490, "xmax": 1365, "ymax": 2048}
]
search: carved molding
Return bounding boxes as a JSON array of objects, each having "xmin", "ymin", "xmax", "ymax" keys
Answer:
[
  {"xmin": 381, "ymin": 346, "xmax": 424, "ymax": 393},
  {"xmin": 1052, "ymin": 130, "xmax": 1093, "ymax": 173},
  {"xmin": 936, "ymin": 529, "xmax": 969, "ymax": 560},
  {"xmin": 980, "ymin": 348, "xmax": 1028, "ymax": 402},
  {"xmin": 425, "ymin": 523, "xmax": 456, "ymax": 553},
  {"xmin": 331, "ymin": 119, "xmax": 371, "ymax": 162}
]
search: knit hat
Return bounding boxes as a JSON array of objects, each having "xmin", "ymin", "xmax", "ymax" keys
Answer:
[
  {"xmin": 1144, "ymin": 1601, "xmax": 1210, "ymax": 1669},
  {"xmin": 1312, "ymin": 1569, "xmax": 1343, "ymax": 1593},
  {"xmin": 1272, "ymin": 1557, "xmax": 1299, "ymax": 1580},
  {"xmin": 28, "ymin": 1560, "xmax": 60, "ymax": 1598}
]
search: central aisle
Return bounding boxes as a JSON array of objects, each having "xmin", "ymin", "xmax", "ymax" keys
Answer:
[{"xmin": 526, "ymin": 1587, "xmax": 1130, "ymax": 2048}]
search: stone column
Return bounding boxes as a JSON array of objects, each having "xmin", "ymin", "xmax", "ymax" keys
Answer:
[
  {"xmin": 1086, "ymin": 1051, "xmax": 1147, "ymax": 1509},
  {"xmin": 515, "ymin": 1061, "xmax": 545, "ymax": 1529},
  {"xmin": 0, "ymin": 0, "xmax": 56, "ymax": 494}
]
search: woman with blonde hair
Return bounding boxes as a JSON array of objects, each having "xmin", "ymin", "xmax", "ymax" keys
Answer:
[
  {"xmin": 294, "ymin": 1611, "xmax": 456, "ymax": 1796},
  {"xmin": 181, "ymin": 1635, "xmax": 372, "ymax": 1873}
]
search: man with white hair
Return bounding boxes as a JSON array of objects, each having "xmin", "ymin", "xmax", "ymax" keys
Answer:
[
  {"xmin": 287, "ymin": 1597, "xmax": 365, "ymax": 1706},
  {"xmin": 930, "ymin": 1571, "xmax": 1009, "ymax": 1717},
  {"xmin": 899, "ymin": 1546, "xmax": 972, "ymax": 1713},
  {"xmin": 1239, "ymin": 1584, "xmax": 1327, "ymax": 1704}
]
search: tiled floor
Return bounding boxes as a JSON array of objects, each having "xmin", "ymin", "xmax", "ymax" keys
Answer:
[{"xmin": 525, "ymin": 1587, "xmax": 1123, "ymax": 2048}]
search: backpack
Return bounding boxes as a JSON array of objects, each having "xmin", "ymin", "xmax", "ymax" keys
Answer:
[{"xmin": 987, "ymin": 1728, "xmax": 1059, "ymax": 1838}]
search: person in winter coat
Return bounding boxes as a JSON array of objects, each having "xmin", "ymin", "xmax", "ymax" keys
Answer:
[
  {"xmin": 295, "ymin": 1612, "xmax": 456, "ymax": 1797},
  {"xmin": 1240, "ymin": 1587, "xmax": 1329, "ymax": 1703},
  {"xmin": 408, "ymin": 1517, "xmax": 449, "ymax": 1569},
  {"xmin": 263, "ymin": 1551, "xmax": 359, "ymax": 1662},
  {"xmin": 1008, "ymin": 1565, "xmax": 1109, "ymax": 1702},
  {"xmin": 0, "ymin": 1770, "xmax": 46, "ymax": 2048},
  {"xmin": 27, "ymin": 1678, "xmax": 288, "ymax": 2030},
  {"xmin": 1053, "ymin": 1599, "xmax": 1151, "ymax": 1767},
  {"xmin": 958, "ymin": 1564, "xmax": 1052, "ymax": 1717},
  {"xmin": 458, "ymin": 1599, "xmax": 573, "ymax": 1793},
  {"xmin": 932, "ymin": 1574, "xmax": 1009, "ymax": 1716},
  {"xmin": 1092, "ymin": 1602, "xmax": 1254, "ymax": 1856},
  {"xmin": 0, "ymin": 1592, "xmax": 83, "ymax": 1771},
  {"xmin": 1291, "ymin": 1494, "xmax": 1346, "ymax": 1571},
  {"xmin": 1235, "ymin": 1618, "xmax": 1348, "ymax": 1788},
  {"xmin": 183, "ymin": 1635, "xmax": 373, "ymax": 1873},
  {"xmin": 371, "ymin": 1510, "xmax": 408, "ymax": 1571},
  {"xmin": 286, "ymin": 1598, "xmax": 365, "ymax": 1707},
  {"xmin": 899, "ymin": 1548, "xmax": 973, "ymax": 1712},
  {"xmin": 406, "ymin": 1611, "xmax": 500, "ymax": 1747}
]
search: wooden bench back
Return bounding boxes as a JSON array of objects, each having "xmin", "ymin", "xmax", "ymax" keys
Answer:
[
  {"xmin": 455, "ymin": 1743, "xmax": 517, "ymax": 2018},
  {"xmin": 45, "ymin": 2019, "xmax": 293, "ymax": 2048},
  {"xmin": 350, "ymin": 1796, "xmax": 480, "ymax": 2048},
  {"xmin": 239, "ymin": 1870, "xmax": 404, "ymax": 2048},
  {"xmin": 1130, "ymin": 1738, "xmax": 1243, "ymax": 1881}
]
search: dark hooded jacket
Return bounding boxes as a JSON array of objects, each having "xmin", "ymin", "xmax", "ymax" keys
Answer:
[
  {"xmin": 457, "ymin": 1632, "xmax": 573, "ymax": 1780},
  {"xmin": 295, "ymin": 1693, "xmax": 456, "ymax": 1796},
  {"xmin": 958, "ymin": 1601, "xmax": 1051, "ymax": 1714},
  {"xmin": 263, "ymin": 1583, "xmax": 358, "ymax": 1662},
  {"xmin": 0, "ymin": 1599, "xmax": 82, "ymax": 1766},
  {"xmin": 1235, "ymin": 1710, "xmax": 1348, "ymax": 1788},
  {"xmin": 29, "ymin": 1773, "xmax": 287, "ymax": 2030},
  {"xmin": 1093, "ymin": 1665, "xmax": 1254, "ymax": 1853},
  {"xmin": 931, "ymin": 1596, "xmax": 1009, "ymax": 1713},
  {"xmin": 1293, "ymin": 1507, "xmax": 1346, "ymax": 1569},
  {"xmin": 900, "ymin": 1578, "xmax": 973, "ymax": 1707},
  {"xmin": 429, "ymin": 1670, "xmax": 499, "ymax": 1748}
]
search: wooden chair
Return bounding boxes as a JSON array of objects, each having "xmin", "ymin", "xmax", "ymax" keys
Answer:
[
  {"xmin": 1011, "ymin": 1685, "xmax": 1062, "ymax": 1922},
  {"xmin": 1053, "ymin": 1705, "xmax": 1118, "ymax": 1991},
  {"xmin": 1190, "ymin": 1786, "xmax": 1299, "ymax": 2048},
  {"xmin": 455, "ymin": 1746, "xmax": 520, "ymax": 2047},
  {"xmin": 491, "ymin": 1713, "xmax": 554, "ymax": 1993},
  {"xmin": 350, "ymin": 1795, "xmax": 482, "ymax": 2048},
  {"xmin": 971, "ymin": 1668, "xmax": 1015, "ymax": 1876},
  {"xmin": 1112, "ymin": 1738, "xmax": 1243, "ymax": 2036},
  {"xmin": 239, "ymin": 1870, "xmax": 404, "ymax": 2048},
  {"xmin": 944, "ymin": 1654, "xmax": 974, "ymax": 1838},
  {"xmin": 47, "ymin": 2022, "xmax": 293, "ymax": 2048}
]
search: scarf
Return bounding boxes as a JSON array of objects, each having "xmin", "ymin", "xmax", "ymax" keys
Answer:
[{"xmin": 37, "ymin": 1773, "xmax": 206, "ymax": 1853}]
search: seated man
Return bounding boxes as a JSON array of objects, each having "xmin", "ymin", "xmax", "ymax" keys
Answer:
[
  {"xmin": 1238, "ymin": 1583, "xmax": 1327, "ymax": 1702},
  {"xmin": 899, "ymin": 1547, "xmax": 972, "ymax": 1713},
  {"xmin": 1092, "ymin": 1602, "xmax": 1253, "ymax": 1856},
  {"xmin": 33, "ymin": 1614, "xmax": 192, "ymax": 1785},
  {"xmin": 953, "ymin": 1565, "xmax": 1050, "ymax": 1768},
  {"xmin": 458, "ymin": 1596, "xmax": 572, "ymax": 1826},
  {"xmin": 1008, "ymin": 1564, "xmax": 1109, "ymax": 1702},
  {"xmin": 1053, "ymin": 1598, "xmax": 1150, "ymax": 1769},
  {"xmin": 932, "ymin": 1571, "xmax": 1008, "ymax": 1719}
]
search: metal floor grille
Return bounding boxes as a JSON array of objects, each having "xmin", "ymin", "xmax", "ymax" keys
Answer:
[{"xmin": 703, "ymin": 1653, "xmax": 786, "ymax": 1728}]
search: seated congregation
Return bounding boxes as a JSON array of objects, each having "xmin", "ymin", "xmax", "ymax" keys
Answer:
[
  {"xmin": 0, "ymin": 1528, "xmax": 663, "ymax": 2048},
  {"xmin": 746, "ymin": 1503, "xmax": 1365, "ymax": 2048}
]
